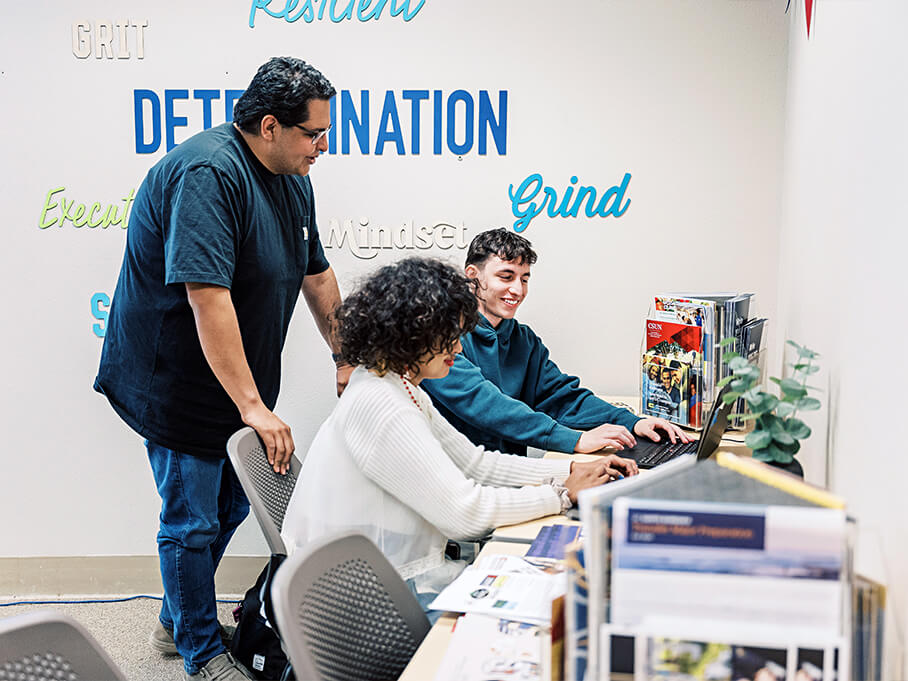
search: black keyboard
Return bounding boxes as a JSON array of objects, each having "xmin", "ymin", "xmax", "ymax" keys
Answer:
[{"xmin": 636, "ymin": 440, "xmax": 698, "ymax": 466}]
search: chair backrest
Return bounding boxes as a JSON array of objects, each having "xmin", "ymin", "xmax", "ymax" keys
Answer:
[
  {"xmin": 0, "ymin": 610, "xmax": 126, "ymax": 681},
  {"xmin": 270, "ymin": 531, "xmax": 431, "ymax": 681},
  {"xmin": 226, "ymin": 426, "xmax": 302, "ymax": 555}
]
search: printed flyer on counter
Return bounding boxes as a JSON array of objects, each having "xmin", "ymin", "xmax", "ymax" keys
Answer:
[
  {"xmin": 434, "ymin": 613, "xmax": 546, "ymax": 681},
  {"xmin": 429, "ymin": 554, "xmax": 566, "ymax": 624}
]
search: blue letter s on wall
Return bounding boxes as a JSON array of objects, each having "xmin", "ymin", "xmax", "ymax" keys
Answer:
[{"xmin": 91, "ymin": 293, "xmax": 110, "ymax": 338}]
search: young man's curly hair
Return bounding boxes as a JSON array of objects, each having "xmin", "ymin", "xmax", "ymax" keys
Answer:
[{"xmin": 336, "ymin": 257, "xmax": 479, "ymax": 376}]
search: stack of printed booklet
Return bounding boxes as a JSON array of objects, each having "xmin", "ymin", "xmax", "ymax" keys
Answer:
[{"xmin": 641, "ymin": 293, "xmax": 766, "ymax": 428}]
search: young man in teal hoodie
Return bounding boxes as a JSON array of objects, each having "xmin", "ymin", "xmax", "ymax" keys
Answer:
[{"xmin": 423, "ymin": 228, "xmax": 689, "ymax": 456}]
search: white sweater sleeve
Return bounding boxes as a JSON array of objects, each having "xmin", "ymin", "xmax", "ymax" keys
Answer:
[
  {"xmin": 342, "ymin": 397, "xmax": 566, "ymax": 541},
  {"xmin": 429, "ymin": 397, "xmax": 572, "ymax": 486}
]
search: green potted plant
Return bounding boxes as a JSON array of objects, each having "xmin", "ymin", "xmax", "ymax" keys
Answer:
[{"xmin": 717, "ymin": 338, "xmax": 821, "ymax": 473}]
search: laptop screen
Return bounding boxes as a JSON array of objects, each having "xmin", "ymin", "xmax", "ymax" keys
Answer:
[{"xmin": 695, "ymin": 385, "xmax": 734, "ymax": 460}]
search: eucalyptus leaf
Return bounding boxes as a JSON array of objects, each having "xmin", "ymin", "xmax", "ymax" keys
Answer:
[
  {"xmin": 719, "ymin": 337, "xmax": 737, "ymax": 348},
  {"xmin": 777, "ymin": 439, "xmax": 801, "ymax": 454},
  {"xmin": 731, "ymin": 379, "xmax": 750, "ymax": 392},
  {"xmin": 717, "ymin": 375, "xmax": 735, "ymax": 388},
  {"xmin": 779, "ymin": 377, "xmax": 802, "ymax": 392},
  {"xmin": 785, "ymin": 340, "xmax": 802, "ymax": 351},
  {"xmin": 747, "ymin": 393, "xmax": 778, "ymax": 414},
  {"xmin": 775, "ymin": 402, "xmax": 796, "ymax": 418},
  {"xmin": 769, "ymin": 377, "xmax": 782, "ymax": 386},
  {"xmin": 771, "ymin": 428, "xmax": 795, "ymax": 445},
  {"xmin": 767, "ymin": 444, "xmax": 794, "ymax": 464},
  {"xmin": 722, "ymin": 351, "xmax": 740, "ymax": 363},
  {"xmin": 779, "ymin": 378, "xmax": 807, "ymax": 399},
  {"xmin": 793, "ymin": 363, "xmax": 821, "ymax": 375},
  {"xmin": 797, "ymin": 397, "xmax": 821, "ymax": 411},
  {"xmin": 745, "ymin": 430, "xmax": 772, "ymax": 449},
  {"xmin": 785, "ymin": 418, "xmax": 811, "ymax": 439},
  {"xmin": 728, "ymin": 357, "xmax": 749, "ymax": 371},
  {"xmin": 739, "ymin": 366, "xmax": 761, "ymax": 380},
  {"xmin": 751, "ymin": 447, "xmax": 774, "ymax": 463},
  {"xmin": 722, "ymin": 392, "xmax": 739, "ymax": 405}
]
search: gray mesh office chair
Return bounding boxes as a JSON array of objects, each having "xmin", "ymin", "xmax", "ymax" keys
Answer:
[
  {"xmin": 270, "ymin": 531, "xmax": 431, "ymax": 681},
  {"xmin": 0, "ymin": 610, "xmax": 126, "ymax": 681},
  {"xmin": 227, "ymin": 426, "xmax": 302, "ymax": 555}
]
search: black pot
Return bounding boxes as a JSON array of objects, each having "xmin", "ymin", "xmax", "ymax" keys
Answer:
[{"xmin": 767, "ymin": 458, "xmax": 804, "ymax": 478}]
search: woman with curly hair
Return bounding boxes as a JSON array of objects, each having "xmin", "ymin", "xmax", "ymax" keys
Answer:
[{"xmin": 280, "ymin": 257, "xmax": 637, "ymax": 609}]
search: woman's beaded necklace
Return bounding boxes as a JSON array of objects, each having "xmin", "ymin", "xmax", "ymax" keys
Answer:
[{"xmin": 400, "ymin": 375, "xmax": 422, "ymax": 411}]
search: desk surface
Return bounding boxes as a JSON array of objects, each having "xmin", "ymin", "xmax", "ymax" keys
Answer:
[{"xmin": 399, "ymin": 541, "xmax": 530, "ymax": 681}]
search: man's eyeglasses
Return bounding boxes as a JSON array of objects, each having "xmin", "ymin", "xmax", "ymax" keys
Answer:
[{"xmin": 293, "ymin": 123, "xmax": 331, "ymax": 145}]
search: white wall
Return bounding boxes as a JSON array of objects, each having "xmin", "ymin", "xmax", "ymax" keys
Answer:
[
  {"xmin": 778, "ymin": 1, "xmax": 908, "ymax": 675},
  {"xmin": 0, "ymin": 2, "xmax": 788, "ymax": 560}
]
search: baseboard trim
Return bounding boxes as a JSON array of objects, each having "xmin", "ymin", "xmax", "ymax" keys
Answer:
[{"xmin": 0, "ymin": 556, "xmax": 268, "ymax": 599}]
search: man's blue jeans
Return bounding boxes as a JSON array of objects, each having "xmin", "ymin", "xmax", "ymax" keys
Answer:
[{"xmin": 147, "ymin": 441, "xmax": 250, "ymax": 675}]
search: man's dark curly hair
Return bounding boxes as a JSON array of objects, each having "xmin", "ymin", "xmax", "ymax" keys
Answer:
[
  {"xmin": 233, "ymin": 57, "xmax": 336, "ymax": 133},
  {"xmin": 336, "ymin": 258, "xmax": 479, "ymax": 377},
  {"xmin": 465, "ymin": 228, "xmax": 538, "ymax": 268}
]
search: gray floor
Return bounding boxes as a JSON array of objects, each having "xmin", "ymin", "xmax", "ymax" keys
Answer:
[{"xmin": 0, "ymin": 596, "xmax": 242, "ymax": 681}]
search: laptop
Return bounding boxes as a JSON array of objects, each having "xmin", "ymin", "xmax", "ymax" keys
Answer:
[{"xmin": 622, "ymin": 385, "xmax": 734, "ymax": 469}]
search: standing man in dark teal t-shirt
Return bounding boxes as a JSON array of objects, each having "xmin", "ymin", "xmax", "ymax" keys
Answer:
[{"xmin": 94, "ymin": 57, "xmax": 350, "ymax": 680}]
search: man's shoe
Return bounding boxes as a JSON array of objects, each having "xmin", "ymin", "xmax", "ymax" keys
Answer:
[
  {"xmin": 150, "ymin": 621, "xmax": 236, "ymax": 656},
  {"xmin": 185, "ymin": 652, "xmax": 255, "ymax": 680}
]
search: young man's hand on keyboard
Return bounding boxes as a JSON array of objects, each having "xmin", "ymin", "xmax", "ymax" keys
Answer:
[
  {"xmin": 633, "ymin": 417, "xmax": 691, "ymax": 444},
  {"xmin": 574, "ymin": 423, "xmax": 637, "ymax": 453}
]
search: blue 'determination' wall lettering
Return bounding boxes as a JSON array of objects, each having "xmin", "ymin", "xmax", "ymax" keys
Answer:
[
  {"xmin": 248, "ymin": 0, "xmax": 427, "ymax": 27},
  {"xmin": 134, "ymin": 89, "xmax": 244, "ymax": 153},
  {"xmin": 508, "ymin": 173, "xmax": 633, "ymax": 232},
  {"xmin": 134, "ymin": 88, "xmax": 507, "ymax": 156}
]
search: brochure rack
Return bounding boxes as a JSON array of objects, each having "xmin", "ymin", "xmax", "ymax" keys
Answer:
[
  {"xmin": 640, "ymin": 293, "xmax": 766, "ymax": 430},
  {"xmin": 567, "ymin": 453, "xmax": 878, "ymax": 681}
]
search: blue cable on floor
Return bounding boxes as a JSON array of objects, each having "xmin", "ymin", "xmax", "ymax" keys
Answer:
[{"xmin": 0, "ymin": 595, "xmax": 239, "ymax": 607}]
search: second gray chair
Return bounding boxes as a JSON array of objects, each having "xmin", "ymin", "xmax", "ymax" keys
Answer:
[
  {"xmin": 0, "ymin": 610, "xmax": 126, "ymax": 681},
  {"xmin": 270, "ymin": 531, "xmax": 431, "ymax": 681},
  {"xmin": 226, "ymin": 426, "xmax": 302, "ymax": 555}
]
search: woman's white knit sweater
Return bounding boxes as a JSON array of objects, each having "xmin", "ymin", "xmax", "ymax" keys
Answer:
[{"xmin": 281, "ymin": 367, "xmax": 571, "ymax": 590}]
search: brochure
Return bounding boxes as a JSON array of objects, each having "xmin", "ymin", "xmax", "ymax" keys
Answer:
[
  {"xmin": 429, "ymin": 555, "xmax": 567, "ymax": 624},
  {"xmin": 610, "ymin": 498, "xmax": 847, "ymax": 638},
  {"xmin": 598, "ymin": 621, "xmax": 844, "ymax": 681},
  {"xmin": 433, "ymin": 613, "xmax": 546, "ymax": 681},
  {"xmin": 525, "ymin": 523, "xmax": 582, "ymax": 566},
  {"xmin": 642, "ymin": 355, "xmax": 690, "ymax": 426}
]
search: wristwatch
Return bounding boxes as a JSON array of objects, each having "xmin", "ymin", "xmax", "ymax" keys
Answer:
[{"xmin": 546, "ymin": 478, "xmax": 573, "ymax": 512}]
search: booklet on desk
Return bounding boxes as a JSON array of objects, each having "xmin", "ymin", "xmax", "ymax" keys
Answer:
[
  {"xmin": 433, "ymin": 613, "xmax": 547, "ymax": 681},
  {"xmin": 429, "ymin": 554, "xmax": 566, "ymax": 624},
  {"xmin": 525, "ymin": 523, "xmax": 582, "ymax": 566}
]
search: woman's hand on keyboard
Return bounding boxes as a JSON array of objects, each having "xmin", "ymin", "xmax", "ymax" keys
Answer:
[{"xmin": 565, "ymin": 456, "xmax": 639, "ymax": 501}]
